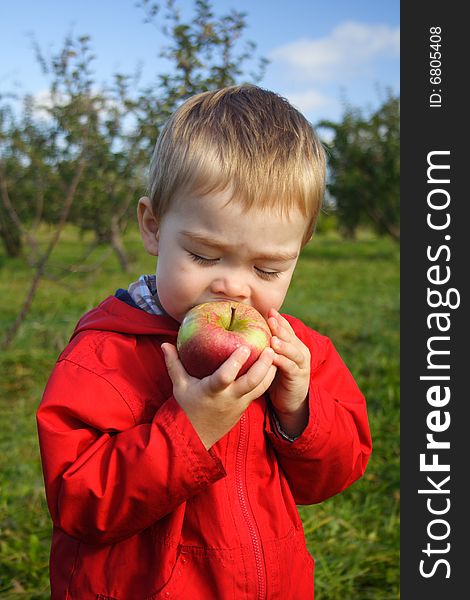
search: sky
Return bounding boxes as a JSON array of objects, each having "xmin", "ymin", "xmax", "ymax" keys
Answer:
[{"xmin": 0, "ymin": 0, "xmax": 399, "ymax": 126}]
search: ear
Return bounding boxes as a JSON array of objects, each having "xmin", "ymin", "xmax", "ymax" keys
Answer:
[{"xmin": 137, "ymin": 196, "xmax": 160, "ymax": 256}]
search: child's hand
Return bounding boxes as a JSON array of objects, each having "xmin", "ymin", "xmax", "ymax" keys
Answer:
[
  {"xmin": 267, "ymin": 309, "xmax": 311, "ymax": 438},
  {"xmin": 161, "ymin": 343, "xmax": 277, "ymax": 450}
]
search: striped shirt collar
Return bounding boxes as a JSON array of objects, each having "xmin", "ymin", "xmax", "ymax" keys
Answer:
[{"xmin": 127, "ymin": 275, "xmax": 165, "ymax": 316}]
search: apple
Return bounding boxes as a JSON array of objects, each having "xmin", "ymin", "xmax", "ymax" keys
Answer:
[{"xmin": 176, "ymin": 301, "xmax": 271, "ymax": 379}]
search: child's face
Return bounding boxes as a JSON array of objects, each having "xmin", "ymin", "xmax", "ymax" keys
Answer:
[{"xmin": 139, "ymin": 190, "xmax": 308, "ymax": 323}]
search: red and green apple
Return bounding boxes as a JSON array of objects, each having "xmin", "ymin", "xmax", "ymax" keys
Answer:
[{"xmin": 176, "ymin": 301, "xmax": 271, "ymax": 379}]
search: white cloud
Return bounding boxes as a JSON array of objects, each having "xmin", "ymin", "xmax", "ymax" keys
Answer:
[
  {"xmin": 27, "ymin": 89, "xmax": 68, "ymax": 121},
  {"xmin": 270, "ymin": 21, "xmax": 400, "ymax": 82},
  {"xmin": 283, "ymin": 89, "xmax": 331, "ymax": 114}
]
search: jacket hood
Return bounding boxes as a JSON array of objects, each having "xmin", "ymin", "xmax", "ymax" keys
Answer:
[{"xmin": 71, "ymin": 296, "xmax": 180, "ymax": 339}]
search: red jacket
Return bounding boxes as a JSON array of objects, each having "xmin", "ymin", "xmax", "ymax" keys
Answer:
[{"xmin": 37, "ymin": 296, "xmax": 371, "ymax": 599}]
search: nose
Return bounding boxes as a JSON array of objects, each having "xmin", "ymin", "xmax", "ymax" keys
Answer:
[{"xmin": 210, "ymin": 271, "xmax": 250, "ymax": 301}]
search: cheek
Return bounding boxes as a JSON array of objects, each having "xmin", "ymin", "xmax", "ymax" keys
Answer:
[
  {"xmin": 159, "ymin": 261, "xmax": 206, "ymax": 303},
  {"xmin": 255, "ymin": 283, "xmax": 290, "ymax": 317}
]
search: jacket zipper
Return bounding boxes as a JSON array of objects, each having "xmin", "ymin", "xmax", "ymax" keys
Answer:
[{"xmin": 235, "ymin": 412, "xmax": 267, "ymax": 600}]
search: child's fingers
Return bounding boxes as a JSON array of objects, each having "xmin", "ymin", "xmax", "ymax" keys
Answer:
[
  {"xmin": 268, "ymin": 310, "xmax": 310, "ymax": 369},
  {"xmin": 268, "ymin": 309, "xmax": 296, "ymax": 341},
  {"xmin": 161, "ymin": 343, "xmax": 187, "ymax": 384},
  {"xmin": 235, "ymin": 346, "xmax": 276, "ymax": 396},
  {"xmin": 271, "ymin": 336, "xmax": 309, "ymax": 368},
  {"xmin": 272, "ymin": 351, "xmax": 302, "ymax": 375},
  {"xmin": 205, "ymin": 346, "xmax": 251, "ymax": 393},
  {"xmin": 243, "ymin": 363, "xmax": 278, "ymax": 401}
]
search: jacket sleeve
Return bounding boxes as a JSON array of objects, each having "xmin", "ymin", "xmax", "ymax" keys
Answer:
[
  {"xmin": 37, "ymin": 358, "xmax": 226, "ymax": 545},
  {"xmin": 265, "ymin": 317, "xmax": 372, "ymax": 505}
]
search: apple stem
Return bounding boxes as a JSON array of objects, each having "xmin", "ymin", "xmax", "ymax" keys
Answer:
[{"xmin": 229, "ymin": 306, "xmax": 236, "ymax": 331}]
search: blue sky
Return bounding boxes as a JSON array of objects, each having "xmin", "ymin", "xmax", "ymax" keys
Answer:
[{"xmin": 0, "ymin": 0, "xmax": 399, "ymax": 125}]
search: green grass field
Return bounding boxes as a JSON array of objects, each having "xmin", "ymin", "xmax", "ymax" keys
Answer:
[{"xmin": 0, "ymin": 227, "xmax": 399, "ymax": 598}]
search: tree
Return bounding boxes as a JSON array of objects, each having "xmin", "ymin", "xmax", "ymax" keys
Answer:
[
  {"xmin": 0, "ymin": 0, "xmax": 266, "ymax": 349},
  {"xmin": 0, "ymin": 102, "xmax": 23, "ymax": 257},
  {"xmin": 134, "ymin": 0, "xmax": 267, "ymax": 154},
  {"xmin": 319, "ymin": 93, "xmax": 400, "ymax": 241}
]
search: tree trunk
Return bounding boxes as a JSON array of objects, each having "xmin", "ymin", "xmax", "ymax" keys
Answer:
[
  {"xmin": 0, "ymin": 204, "xmax": 22, "ymax": 257},
  {"xmin": 0, "ymin": 166, "xmax": 23, "ymax": 257},
  {"xmin": 1, "ymin": 158, "xmax": 86, "ymax": 350},
  {"xmin": 110, "ymin": 214, "xmax": 130, "ymax": 272}
]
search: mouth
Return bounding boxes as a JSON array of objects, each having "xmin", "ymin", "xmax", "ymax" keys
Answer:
[{"xmin": 209, "ymin": 298, "xmax": 249, "ymax": 305}]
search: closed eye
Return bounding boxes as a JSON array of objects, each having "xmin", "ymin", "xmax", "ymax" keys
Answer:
[
  {"xmin": 187, "ymin": 251, "xmax": 281, "ymax": 280},
  {"xmin": 254, "ymin": 267, "xmax": 281, "ymax": 280},
  {"xmin": 187, "ymin": 251, "xmax": 219, "ymax": 266}
]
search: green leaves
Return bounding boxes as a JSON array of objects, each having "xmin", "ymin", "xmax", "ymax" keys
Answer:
[
  {"xmin": 0, "ymin": 1, "xmax": 267, "ymax": 346},
  {"xmin": 0, "ymin": 0, "xmax": 266, "ymax": 258},
  {"xmin": 319, "ymin": 93, "xmax": 400, "ymax": 241}
]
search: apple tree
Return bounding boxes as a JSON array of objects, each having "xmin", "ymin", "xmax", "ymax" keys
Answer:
[
  {"xmin": 319, "ymin": 93, "xmax": 400, "ymax": 241},
  {"xmin": 0, "ymin": 0, "xmax": 266, "ymax": 348}
]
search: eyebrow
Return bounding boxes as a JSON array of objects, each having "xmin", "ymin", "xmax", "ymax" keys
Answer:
[{"xmin": 180, "ymin": 230, "xmax": 299, "ymax": 262}]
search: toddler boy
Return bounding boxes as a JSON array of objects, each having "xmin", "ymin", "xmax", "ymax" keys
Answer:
[{"xmin": 37, "ymin": 84, "xmax": 372, "ymax": 599}]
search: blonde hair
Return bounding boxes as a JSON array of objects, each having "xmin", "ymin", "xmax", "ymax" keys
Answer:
[{"xmin": 148, "ymin": 85, "xmax": 326, "ymax": 245}]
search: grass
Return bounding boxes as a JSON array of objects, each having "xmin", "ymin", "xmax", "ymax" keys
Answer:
[{"xmin": 0, "ymin": 226, "xmax": 399, "ymax": 598}]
